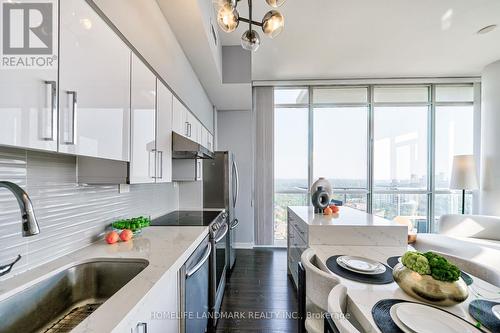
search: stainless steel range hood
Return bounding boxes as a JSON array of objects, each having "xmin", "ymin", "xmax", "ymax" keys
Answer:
[{"xmin": 172, "ymin": 132, "xmax": 214, "ymax": 159}]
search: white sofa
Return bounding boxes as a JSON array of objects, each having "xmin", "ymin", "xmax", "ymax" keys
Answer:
[{"xmin": 415, "ymin": 214, "xmax": 500, "ymax": 286}]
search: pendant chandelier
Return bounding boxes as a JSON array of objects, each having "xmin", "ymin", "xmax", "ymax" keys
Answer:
[{"xmin": 216, "ymin": 0, "xmax": 286, "ymax": 51}]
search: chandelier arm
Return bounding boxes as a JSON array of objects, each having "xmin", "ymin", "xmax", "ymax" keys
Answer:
[
  {"xmin": 238, "ymin": 17, "xmax": 263, "ymax": 26},
  {"xmin": 248, "ymin": 0, "xmax": 253, "ymax": 31}
]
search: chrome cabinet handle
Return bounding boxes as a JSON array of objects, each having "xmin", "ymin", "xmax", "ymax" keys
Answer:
[
  {"xmin": 188, "ymin": 123, "xmax": 192, "ymax": 137},
  {"xmin": 136, "ymin": 322, "xmax": 147, "ymax": 333},
  {"xmin": 185, "ymin": 121, "xmax": 189, "ymax": 136},
  {"xmin": 148, "ymin": 149, "xmax": 156, "ymax": 179},
  {"xmin": 186, "ymin": 243, "xmax": 211, "ymax": 277},
  {"xmin": 157, "ymin": 150, "xmax": 163, "ymax": 179},
  {"xmin": 42, "ymin": 81, "xmax": 56, "ymax": 141},
  {"xmin": 63, "ymin": 91, "xmax": 77, "ymax": 144}
]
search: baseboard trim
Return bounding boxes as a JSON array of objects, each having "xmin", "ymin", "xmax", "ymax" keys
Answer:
[{"xmin": 234, "ymin": 242, "xmax": 255, "ymax": 249}]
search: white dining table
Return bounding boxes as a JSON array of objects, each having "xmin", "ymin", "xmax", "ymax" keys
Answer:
[{"xmin": 312, "ymin": 244, "xmax": 500, "ymax": 333}]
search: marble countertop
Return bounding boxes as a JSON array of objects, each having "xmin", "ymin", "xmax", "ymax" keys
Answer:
[
  {"xmin": 312, "ymin": 244, "xmax": 500, "ymax": 333},
  {"xmin": 289, "ymin": 206, "xmax": 404, "ymax": 227},
  {"xmin": 0, "ymin": 226, "xmax": 209, "ymax": 333}
]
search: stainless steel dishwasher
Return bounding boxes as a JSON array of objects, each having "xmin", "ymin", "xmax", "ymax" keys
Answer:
[{"xmin": 179, "ymin": 235, "xmax": 211, "ymax": 333}]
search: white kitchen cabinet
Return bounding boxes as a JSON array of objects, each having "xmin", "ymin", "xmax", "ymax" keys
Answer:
[
  {"xmin": 0, "ymin": 70, "xmax": 58, "ymax": 152},
  {"xmin": 207, "ymin": 132, "xmax": 214, "ymax": 152},
  {"xmin": 0, "ymin": 0, "xmax": 58, "ymax": 152},
  {"xmin": 156, "ymin": 80, "xmax": 173, "ymax": 183},
  {"xmin": 188, "ymin": 114, "xmax": 202, "ymax": 144},
  {"xmin": 173, "ymin": 97, "xmax": 189, "ymax": 138},
  {"xmin": 130, "ymin": 54, "xmax": 156, "ymax": 184},
  {"xmin": 201, "ymin": 127, "xmax": 209, "ymax": 148},
  {"xmin": 201, "ymin": 128, "xmax": 214, "ymax": 152},
  {"xmin": 116, "ymin": 269, "xmax": 179, "ymax": 333},
  {"xmin": 59, "ymin": 0, "xmax": 130, "ymax": 161}
]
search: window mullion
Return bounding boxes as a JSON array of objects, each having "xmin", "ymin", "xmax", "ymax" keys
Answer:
[
  {"xmin": 367, "ymin": 85, "xmax": 374, "ymax": 213},
  {"xmin": 428, "ymin": 85, "xmax": 436, "ymax": 233}
]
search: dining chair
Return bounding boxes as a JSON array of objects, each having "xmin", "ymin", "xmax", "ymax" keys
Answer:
[
  {"xmin": 327, "ymin": 284, "xmax": 361, "ymax": 333},
  {"xmin": 301, "ymin": 248, "xmax": 340, "ymax": 333}
]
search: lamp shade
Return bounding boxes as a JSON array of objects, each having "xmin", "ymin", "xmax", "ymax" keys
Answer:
[{"xmin": 450, "ymin": 155, "xmax": 478, "ymax": 190}]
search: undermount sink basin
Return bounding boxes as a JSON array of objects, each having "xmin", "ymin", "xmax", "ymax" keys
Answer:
[{"xmin": 0, "ymin": 258, "xmax": 148, "ymax": 333}]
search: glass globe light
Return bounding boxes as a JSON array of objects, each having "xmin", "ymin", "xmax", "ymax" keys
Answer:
[
  {"xmin": 265, "ymin": 0, "xmax": 286, "ymax": 8},
  {"xmin": 217, "ymin": 4, "xmax": 239, "ymax": 33},
  {"xmin": 219, "ymin": 0, "xmax": 237, "ymax": 7},
  {"xmin": 241, "ymin": 29, "xmax": 261, "ymax": 51},
  {"xmin": 262, "ymin": 10, "xmax": 284, "ymax": 38}
]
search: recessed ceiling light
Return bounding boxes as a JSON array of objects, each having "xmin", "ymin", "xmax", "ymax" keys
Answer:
[{"xmin": 477, "ymin": 24, "xmax": 497, "ymax": 35}]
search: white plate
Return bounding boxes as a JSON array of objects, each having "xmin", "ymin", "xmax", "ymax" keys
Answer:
[
  {"xmin": 336, "ymin": 257, "xmax": 386, "ymax": 275},
  {"xmin": 389, "ymin": 304, "xmax": 415, "ymax": 333},
  {"xmin": 337, "ymin": 256, "xmax": 384, "ymax": 272},
  {"xmin": 396, "ymin": 303, "xmax": 481, "ymax": 333},
  {"xmin": 492, "ymin": 304, "xmax": 500, "ymax": 320}
]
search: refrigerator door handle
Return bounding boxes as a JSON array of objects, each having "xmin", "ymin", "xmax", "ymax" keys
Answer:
[{"xmin": 232, "ymin": 159, "xmax": 239, "ymax": 208}]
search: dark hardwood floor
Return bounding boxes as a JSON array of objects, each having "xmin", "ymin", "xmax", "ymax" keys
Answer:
[{"xmin": 216, "ymin": 249, "xmax": 299, "ymax": 333}]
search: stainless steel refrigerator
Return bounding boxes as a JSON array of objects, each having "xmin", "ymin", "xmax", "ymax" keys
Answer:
[{"xmin": 203, "ymin": 151, "xmax": 239, "ymax": 272}]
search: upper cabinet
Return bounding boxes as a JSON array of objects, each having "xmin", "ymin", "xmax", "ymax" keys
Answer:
[
  {"xmin": 172, "ymin": 97, "xmax": 189, "ymax": 138},
  {"xmin": 156, "ymin": 80, "xmax": 173, "ymax": 183},
  {"xmin": 0, "ymin": 3, "xmax": 58, "ymax": 152},
  {"xmin": 130, "ymin": 54, "xmax": 156, "ymax": 184},
  {"xmin": 59, "ymin": 0, "xmax": 131, "ymax": 161}
]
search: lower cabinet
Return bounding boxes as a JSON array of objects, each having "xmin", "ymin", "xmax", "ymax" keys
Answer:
[
  {"xmin": 287, "ymin": 208, "xmax": 309, "ymax": 288},
  {"xmin": 116, "ymin": 269, "xmax": 179, "ymax": 333}
]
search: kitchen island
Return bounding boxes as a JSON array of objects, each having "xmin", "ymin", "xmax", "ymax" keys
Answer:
[{"xmin": 287, "ymin": 206, "xmax": 407, "ymax": 287}]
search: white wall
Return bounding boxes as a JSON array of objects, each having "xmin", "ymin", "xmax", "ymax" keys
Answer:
[
  {"xmin": 217, "ymin": 110, "xmax": 254, "ymax": 247},
  {"xmin": 92, "ymin": 0, "xmax": 214, "ymax": 132},
  {"xmin": 480, "ymin": 59, "xmax": 500, "ymax": 216}
]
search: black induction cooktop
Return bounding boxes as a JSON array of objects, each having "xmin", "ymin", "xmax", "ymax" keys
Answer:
[{"xmin": 151, "ymin": 210, "xmax": 224, "ymax": 226}]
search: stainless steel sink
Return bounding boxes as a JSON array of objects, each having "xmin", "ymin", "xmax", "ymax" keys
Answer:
[{"xmin": 0, "ymin": 258, "xmax": 148, "ymax": 333}]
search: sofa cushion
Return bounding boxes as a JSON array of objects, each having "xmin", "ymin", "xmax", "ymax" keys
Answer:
[{"xmin": 439, "ymin": 214, "xmax": 500, "ymax": 241}]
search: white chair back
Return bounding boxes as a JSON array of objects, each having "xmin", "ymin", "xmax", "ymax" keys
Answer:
[
  {"xmin": 327, "ymin": 285, "xmax": 361, "ymax": 333},
  {"xmin": 301, "ymin": 248, "xmax": 340, "ymax": 310}
]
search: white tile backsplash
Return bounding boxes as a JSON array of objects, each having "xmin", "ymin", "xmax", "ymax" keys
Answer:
[{"xmin": 0, "ymin": 146, "xmax": 179, "ymax": 280}]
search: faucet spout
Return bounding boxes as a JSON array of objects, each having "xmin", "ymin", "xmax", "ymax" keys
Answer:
[{"xmin": 0, "ymin": 181, "xmax": 40, "ymax": 236}]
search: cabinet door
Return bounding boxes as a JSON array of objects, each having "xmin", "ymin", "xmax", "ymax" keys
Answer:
[
  {"xmin": 59, "ymin": 0, "xmax": 130, "ymax": 161},
  {"xmin": 207, "ymin": 132, "xmax": 214, "ymax": 152},
  {"xmin": 156, "ymin": 80, "xmax": 173, "ymax": 183},
  {"xmin": 172, "ymin": 97, "xmax": 188, "ymax": 137},
  {"xmin": 130, "ymin": 54, "xmax": 156, "ymax": 184},
  {"xmin": 187, "ymin": 113, "xmax": 201, "ymax": 143},
  {"xmin": 201, "ymin": 127, "xmax": 209, "ymax": 149},
  {"xmin": 0, "ymin": 0, "xmax": 58, "ymax": 152}
]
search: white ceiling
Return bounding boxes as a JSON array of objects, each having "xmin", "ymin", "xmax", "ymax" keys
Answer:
[{"xmin": 218, "ymin": 0, "xmax": 500, "ymax": 81}]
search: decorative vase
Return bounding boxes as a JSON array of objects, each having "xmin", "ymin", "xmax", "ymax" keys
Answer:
[
  {"xmin": 311, "ymin": 186, "xmax": 330, "ymax": 214},
  {"xmin": 311, "ymin": 177, "xmax": 332, "ymax": 196},
  {"xmin": 392, "ymin": 263, "xmax": 469, "ymax": 306}
]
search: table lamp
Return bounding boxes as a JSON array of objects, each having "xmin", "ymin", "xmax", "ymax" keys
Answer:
[{"xmin": 450, "ymin": 155, "xmax": 478, "ymax": 214}]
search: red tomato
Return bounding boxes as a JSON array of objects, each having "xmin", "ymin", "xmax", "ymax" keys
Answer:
[
  {"xmin": 105, "ymin": 231, "xmax": 119, "ymax": 244},
  {"xmin": 120, "ymin": 229, "xmax": 133, "ymax": 242}
]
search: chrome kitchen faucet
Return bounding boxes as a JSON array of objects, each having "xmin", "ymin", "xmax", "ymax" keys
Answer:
[{"xmin": 0, "ymin": 181, "xmax": 40, "ymax": 276}]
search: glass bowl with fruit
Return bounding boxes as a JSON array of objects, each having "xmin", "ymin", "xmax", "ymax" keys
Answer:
[{"xmin": 393, "ymin": 251, "xmax": 468, "ymax": 306}]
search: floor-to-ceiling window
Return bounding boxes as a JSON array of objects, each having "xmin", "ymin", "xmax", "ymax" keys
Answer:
[
  {"xmin": 372, "ymin": 86, "xmax": 429, "ymax": 232},
  {"xmin": 274, "ymin": 88, "xmax": 309, "ymax": 242},
  {"xmin": 273, "ymin": 82, "xmax": 477, "ymax": 242},
  {"xmin": 312, "ymin": 87, "xmax": 369, "ymax": 210}
]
